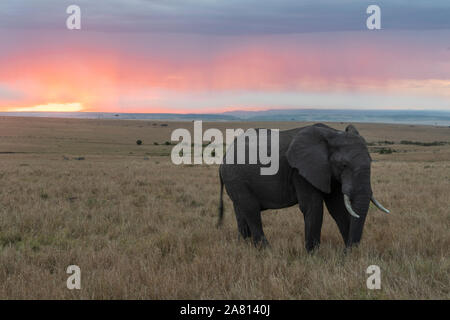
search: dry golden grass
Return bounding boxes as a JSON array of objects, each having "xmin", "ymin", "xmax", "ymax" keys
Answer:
[{"xmin": 0, "ymin": 116, "xmax": 448, "ymax": 299}]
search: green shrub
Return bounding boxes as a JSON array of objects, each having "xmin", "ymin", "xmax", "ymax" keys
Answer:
[
  {"xmin": 400, "ymin": 140, "xmax": 447, "ymax": 146},
  {"xmin": 379, "ymin": 148, "xmax": 393, "ymax": 154}
]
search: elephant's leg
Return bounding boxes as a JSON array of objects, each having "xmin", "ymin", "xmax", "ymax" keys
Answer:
[
  {"xmin": 245, "ymin": 208, "xmax": 269, "ymax": 248},
  {"xmin": 233, "ymin": 203, "xmax": 251, "ymax": 240},
  {"xmin": 235, "ymin": 195, "xmax": 268, "ymax": 248},
  {"xmin": 227, "ymin": 184, "xmax": 267, "ymax": 248},
  {"xmin": 301, "ymin": 199, "xmax": 323, "ymax": 252},
  {"xmin": 293, "ymin": 176, "xmax": 324, "ymax": 252},
  {"xmin": 324, "ymin": 190, "xmax": 350, "ymax": 245}
]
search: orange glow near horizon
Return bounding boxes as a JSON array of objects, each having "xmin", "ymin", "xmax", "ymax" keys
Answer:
[{"xmin": 8, "ymin": 102, "xmax": 84, "ymax": 112}]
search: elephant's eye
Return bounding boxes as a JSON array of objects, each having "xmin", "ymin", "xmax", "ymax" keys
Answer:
[{"xmin": 340, "ymin": 162, "xmax": 349, "ymax": 170}]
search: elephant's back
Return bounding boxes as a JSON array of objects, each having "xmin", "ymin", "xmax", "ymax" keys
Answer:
[{"xmin": 220, "ymin": 127, "xmax": 301, "ymax": 164}]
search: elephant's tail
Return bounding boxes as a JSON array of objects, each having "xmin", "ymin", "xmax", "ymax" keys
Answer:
[{"xmin": 217, "ymin": 171, "xmax": 224, "ymax": 228}]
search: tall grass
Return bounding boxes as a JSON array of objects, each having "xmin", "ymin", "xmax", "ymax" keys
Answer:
[{"xmin": 0, "ymin": 117, "xmax": 448, "ymax": 299}]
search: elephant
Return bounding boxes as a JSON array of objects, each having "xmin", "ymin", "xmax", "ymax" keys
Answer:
[{"xmin": 217, "ymin": 123, "xmax": 389, "ymax": 252}]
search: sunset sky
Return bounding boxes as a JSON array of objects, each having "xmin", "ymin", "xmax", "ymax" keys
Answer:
[{"xmin": 0, "ymin": 0, "xmax": 449, "ymax": 113}]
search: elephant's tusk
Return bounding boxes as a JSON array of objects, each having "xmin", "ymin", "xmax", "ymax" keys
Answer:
[
  {"xmin": 344, "ymin": 194, "xmax": 360, "ymax": 218},
  {"xmin": 371, "ymin": 196, "xmax": 390, "ymax": 213}
]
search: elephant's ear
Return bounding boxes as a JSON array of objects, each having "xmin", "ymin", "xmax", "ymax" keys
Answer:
[
  {"xmin": 286, "ymin": 126, "xmax": 333, "ymax": 193},
  {"xmin": 345, "ymin": 124, "xmax": 359, "ymax": 135}
]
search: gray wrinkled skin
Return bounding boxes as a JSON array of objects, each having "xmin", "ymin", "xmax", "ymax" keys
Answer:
[{"xmin": 218, "ymin": 123, "xmax": 373, "ymax": 252}]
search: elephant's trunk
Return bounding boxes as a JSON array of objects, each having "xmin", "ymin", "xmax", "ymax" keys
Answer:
[
  {"xmin": 346, "ymin": 193, "xmax": 371, "ymax": 247},
  {"xmin": 341, "ymin": 166, "xmax": 372, "ymax": 246}
]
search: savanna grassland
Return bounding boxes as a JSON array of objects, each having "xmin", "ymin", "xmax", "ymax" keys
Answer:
[{"xmin": 0, "ymin": 116, "xmax": 448, "ymax": 299}]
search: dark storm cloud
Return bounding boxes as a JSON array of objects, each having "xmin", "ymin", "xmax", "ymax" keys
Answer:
[{"xmin": 0, "ymin": 0, "xmax": 449, "ymax": 34}]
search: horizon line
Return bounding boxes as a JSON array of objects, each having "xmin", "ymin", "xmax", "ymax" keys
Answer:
[{"xmin": 1, "ymin": 108, "xmax": 450, "ymax": 115}]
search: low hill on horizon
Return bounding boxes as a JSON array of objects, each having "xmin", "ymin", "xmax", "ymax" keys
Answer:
[{"xmin": 1, "ymin": 109, "xmax": 450, "ymax": 126}]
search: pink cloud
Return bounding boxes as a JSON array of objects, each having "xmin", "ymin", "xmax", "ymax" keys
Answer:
[{"xmin": 0, "ymin": 30, "xmax": 449, "ymax": 112}]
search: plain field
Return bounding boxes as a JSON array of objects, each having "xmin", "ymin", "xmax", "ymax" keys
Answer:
[{"xmin": 0, "ymin": 117, "xmax": 448, "ymax": 299}]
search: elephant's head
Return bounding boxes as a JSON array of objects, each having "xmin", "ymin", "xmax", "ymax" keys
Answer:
[{"xmin": 286, "ymin": 123, "xmax": 389, "ymax": 247}]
